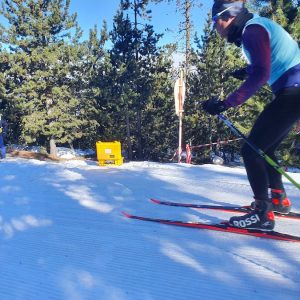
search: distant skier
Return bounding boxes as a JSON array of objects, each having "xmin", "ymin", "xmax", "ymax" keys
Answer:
[
  {"xmin": 0, "ymin": 115, "xmax": 8, "ymax": 159},
  {"xmin": 202, "ymin": 0, "xmax": 300, "ymax": 230}
]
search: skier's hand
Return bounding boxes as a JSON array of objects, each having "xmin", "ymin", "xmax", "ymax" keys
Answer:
[
  {"xmin": 228, "ymin": 67, "xmax": 248, "ymax": 80},
  {"xmin": 202, "ymin": 98, "xmax": 227, "ymax": 116}
]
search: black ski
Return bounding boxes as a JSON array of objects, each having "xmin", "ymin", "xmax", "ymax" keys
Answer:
[
  {"xmin": 150, "ymin": 198, "xmax": 300, "ymax": 220},
  {"xmin": 122, "ymin": 212, "xmax": 300, "ymax": 242}
]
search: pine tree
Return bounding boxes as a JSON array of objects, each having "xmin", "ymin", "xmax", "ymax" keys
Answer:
[
  {"xmin": 248, "ymin": 0, "xmax": 300, "ymax": 41},
  {"xmin": 108, "ymin": 7, "xmax": 136, "ymax": 159},
  {"xmin": 141, "ymin": 45, "xmax": 177, "ymax": 161},
  {"xmin": 155, "ymin": 0, "xmax": 202, "ymax": 74},
  {"xmin": 0, "ymin": 0, "xmax": 89, "ymax": 155},
  {"xmin": 108, "ymin": 0, "xmax": 166, "ymax": 160},
  {"xmin": 74, "ymin": 23, "xmax": 109, "ymax": 149}
]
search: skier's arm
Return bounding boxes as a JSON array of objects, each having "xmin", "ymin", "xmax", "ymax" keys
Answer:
[{"xmin": 224, "ymin": 24, "xmax": 271, "ymax": 108}]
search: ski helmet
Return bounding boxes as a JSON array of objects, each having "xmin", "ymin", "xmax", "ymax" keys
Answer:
[{"xmin": 212, "ymin": 0, "xmax": 245, "ymax": 20}]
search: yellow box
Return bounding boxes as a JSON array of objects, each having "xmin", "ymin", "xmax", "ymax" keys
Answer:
[{"xmin": 96, "ymin": 141, "xmax": 123, "ymax": 166}]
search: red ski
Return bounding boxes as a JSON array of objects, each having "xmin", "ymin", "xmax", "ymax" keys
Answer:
[
  {"xmin": 150, "ymin": 198, "xmax": 300, "ymax": 220},
  {"xmin": 122, "ymin": 212, "xmax": 300, "ymax": 242}
]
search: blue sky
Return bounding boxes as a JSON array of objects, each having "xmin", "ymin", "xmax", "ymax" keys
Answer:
[
  {"xmin": 0, "ymin": 0, "xmax": 214, "ymax": 48},
  {"xmin": 69, "ymin": 0, "xmax": 214, "ymax": 46}
]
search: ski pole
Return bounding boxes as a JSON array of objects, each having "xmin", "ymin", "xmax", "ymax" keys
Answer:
[{"xmin": 218, "ymin": 114, "xmax": 300, "ymax": 190}]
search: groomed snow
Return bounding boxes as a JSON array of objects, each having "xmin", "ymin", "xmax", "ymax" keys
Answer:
[{"xmin": 1, "ymin": 158, "xmax": 300, "ymax": 300}]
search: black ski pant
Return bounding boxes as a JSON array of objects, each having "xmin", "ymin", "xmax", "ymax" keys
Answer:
[{"xmin": 241, "ymin": 86, "xmax": 300, "ymax": 201}]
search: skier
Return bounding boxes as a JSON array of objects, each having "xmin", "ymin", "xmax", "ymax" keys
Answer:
[
  {"xmin": 202, "ymin": 0, "xmax": 300, "ymax": 230},
  {"xmin": 0, "ymin": 115, "xmax": 8, "ymax": 159}
]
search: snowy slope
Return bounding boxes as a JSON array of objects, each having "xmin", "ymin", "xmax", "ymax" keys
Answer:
[{"xmin": 1, "ymin": 157, "xmax": 300, "ymax": 300}]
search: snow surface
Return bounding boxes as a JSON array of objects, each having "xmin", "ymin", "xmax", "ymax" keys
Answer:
[{"xmin": 1, "ymin": 157, "xmax": 300, "ymax": 300}]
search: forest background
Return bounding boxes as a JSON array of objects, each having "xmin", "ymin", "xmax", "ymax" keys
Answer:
[{"xmin": 0, "ymin": 0, "xmax": 299, "ymax": 165}]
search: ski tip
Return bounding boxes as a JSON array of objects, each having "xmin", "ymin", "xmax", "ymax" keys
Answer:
[
  {"xmin": 150, "ymin": 198, "xmax": 160, "ymax": 204},
  {"xmin": 121, "ymin": 211, "xmax": 132, "ymax": 218}
]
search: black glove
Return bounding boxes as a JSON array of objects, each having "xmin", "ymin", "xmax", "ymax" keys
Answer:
[
  {"xmin": 228, "ymin": 67, "xmax": 248, "ymax": 80},
  {"xmin": 202, "ymin": 98, "xmax": 227, "ymax": 116}
]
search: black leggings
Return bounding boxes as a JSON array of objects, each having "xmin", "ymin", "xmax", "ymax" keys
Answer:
[{"xmin": 241, "ymin": 87, "xmax": 300, "ymax": 201}]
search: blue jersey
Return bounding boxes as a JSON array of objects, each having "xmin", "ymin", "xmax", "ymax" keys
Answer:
[{"xmin": 242, "ymin": 15, "xmax": 300, "ymax": 85}]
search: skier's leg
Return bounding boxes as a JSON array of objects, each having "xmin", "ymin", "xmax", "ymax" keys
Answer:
[
  {"xmin": 264, "ymin": 88, "xmax": 300, "ymax": 213},
  {"xmin": 243, "ymin": 87, "xmax": 300, "ymax": 199},
  {"xmin": 230, "ymin": 87, "xmax": 300, "ymax": 229}
]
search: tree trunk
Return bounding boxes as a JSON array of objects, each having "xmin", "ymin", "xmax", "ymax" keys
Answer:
[
  {"xmin": 69, "ymin": 142, "xmax": 74, "ymax": 151},
  {"xmin": 137, "ymin": 107, "xmax": 142, "ymax": 159},
  {"xmin": 184, "ymin": 0, "xmax": 192, "ymax": 72},
  {"xmin": 50, "ymin": 137, "xmax": 57, "ymax": 157},
  {"xmin": 134, "ymin": 0, "xmax": 143, "ymax": 160},
  {"xmin": 126, "ymin": 108, "xmax": 133, "ymax": 160}
]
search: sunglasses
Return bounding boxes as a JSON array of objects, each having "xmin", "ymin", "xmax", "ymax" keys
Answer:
[{"xmin": 212, "ymin": 6, "xmax": 234, "ymax": 23}]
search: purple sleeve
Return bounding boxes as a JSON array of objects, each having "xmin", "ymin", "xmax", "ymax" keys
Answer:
[{"xmin": 224, "ymin": 25, "xmax": 271, "ymax": 108}]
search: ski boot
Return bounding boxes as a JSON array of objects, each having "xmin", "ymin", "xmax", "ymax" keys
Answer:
[
  {"xmin": 229, "ymin": 200, "xmax": 275, "ymax": 231},
  {"xmin": 271, "ymin": 189, "xmax": 291, "ymax": 214}
]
